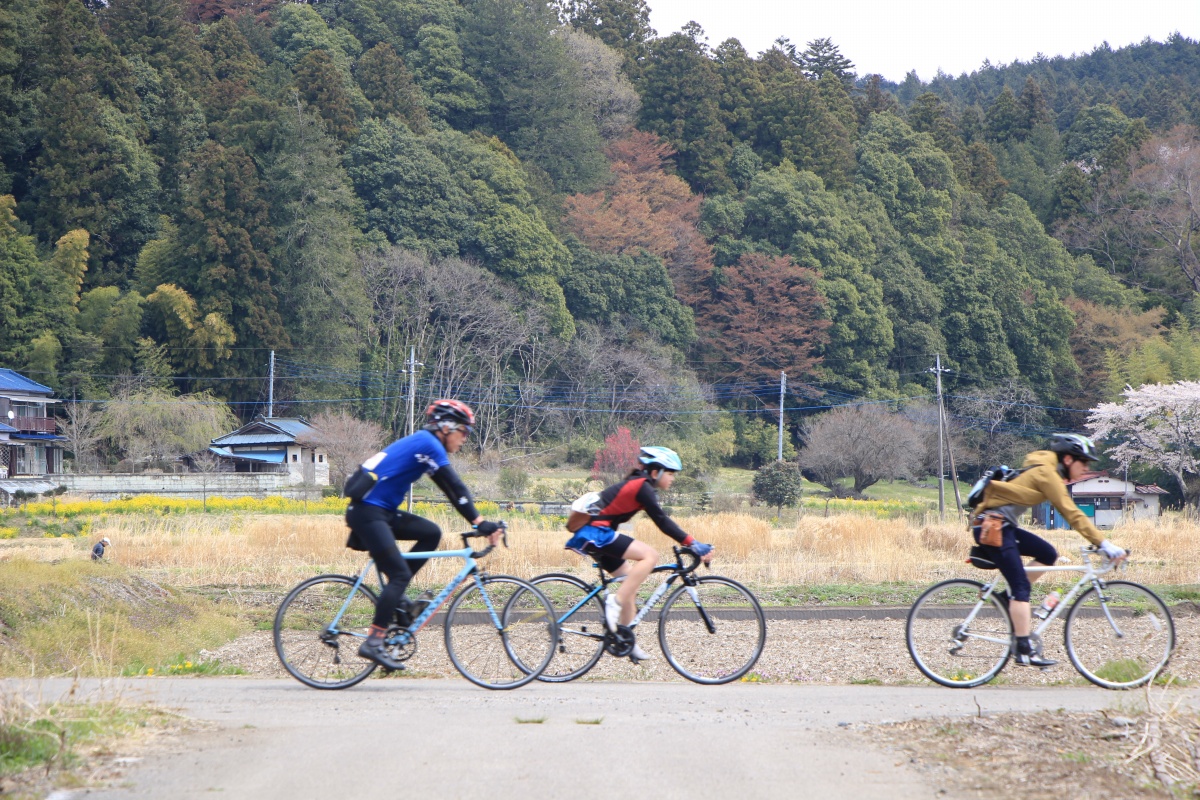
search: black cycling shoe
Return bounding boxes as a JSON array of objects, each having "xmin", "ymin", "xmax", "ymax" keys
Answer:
[
  {"xmin": 358, "ymin": 637, "xmax": 406, "ymax": 671},
  {"xmin": 393, "ymin": 598, "xmax": 415, "ymax": 628},
  {"xmin": 1012, "ymin": 651, "xmax": 1057, "ymax": 668}
]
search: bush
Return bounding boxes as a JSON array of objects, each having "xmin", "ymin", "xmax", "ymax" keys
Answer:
[
  {"xmin": 565, "ymin": 437, "xmax": 601, "ymax": 467},
  {"xmin": 498, "ymin": 465, "xmax": 529, "ymax": 499},
  {"xmin": 752, "ymin": 461, "xmax": 803, "ymax": 511}
]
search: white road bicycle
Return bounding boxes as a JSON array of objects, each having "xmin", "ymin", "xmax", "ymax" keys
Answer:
[{"xmin": 907, "ymin": 545, "xmax": 1175, "ymax": 690}]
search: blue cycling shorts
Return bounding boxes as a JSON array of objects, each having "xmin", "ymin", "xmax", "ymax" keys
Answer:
[{"xmin": 564, "ymin": 524, "xmax": 618, "ymax": 555}]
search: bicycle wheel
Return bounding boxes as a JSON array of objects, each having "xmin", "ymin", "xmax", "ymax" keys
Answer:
[
  {"xmin": 657, "ymin": 576, "xmax": 765, "ymax": 685},
  {"xmin": 528, "ymin": 574, "xmax": 606, "ymax": 682},
  {"xmin": 907, "ymin": 579, "xmax": 1012, "ymax": 688},
  {"xmin": 444, "ymin": 574, "xmax": 557, "ymax": 690},
  {"xmin": 1065, "ymin": 580, "xmax": 1175, "ymax": 690},
  {"xmin": 274, "ymin": 575, "xmax": 379, "ymax": 690}
]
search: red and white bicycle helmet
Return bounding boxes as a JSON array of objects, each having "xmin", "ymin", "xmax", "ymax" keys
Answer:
[{"xmin": 425, "ymin": 399, "xmax": 475, "ymax": 433}]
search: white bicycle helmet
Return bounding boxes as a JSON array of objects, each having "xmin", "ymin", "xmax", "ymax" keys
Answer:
[{"xmin": 638, "ymin": 446, "xmax": 682, "ymax": 473}]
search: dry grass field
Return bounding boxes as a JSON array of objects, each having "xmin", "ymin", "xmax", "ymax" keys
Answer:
[{"xmin": 1, "ymin": 510, "xmax": 1195, "ymax": 591}]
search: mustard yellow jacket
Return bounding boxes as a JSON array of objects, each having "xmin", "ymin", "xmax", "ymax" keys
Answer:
[{"xmin": 977, "ymin": 450, "xmax": 1104, "ymax": 545}]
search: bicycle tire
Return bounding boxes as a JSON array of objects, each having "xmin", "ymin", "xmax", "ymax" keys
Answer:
[
  {"xmin": 274, "ymin": 574, "xmax": 379, "ymax": 690},
  {"xmin": 907, "ymin": 579, "xmax": 1012, "ymax": 688},
  {"xmin": 444, "ymin": 574, "xmax": 557, "ymax": 690},
  {"xmin": 529, "ymin": 573, "xmax": 606, "ymax": 682},
  {"xmin": 1064, "ymin": 580, "xmax": 1175, "ymax": 690},
  {"xmin": 657, "ymin": 575, "xmax": 765, "ymax": 685}
]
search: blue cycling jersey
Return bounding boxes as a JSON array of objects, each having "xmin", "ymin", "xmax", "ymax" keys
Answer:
[{"xmin": 359, "ymin": 430, "xmax": 450, "ymax": 511}]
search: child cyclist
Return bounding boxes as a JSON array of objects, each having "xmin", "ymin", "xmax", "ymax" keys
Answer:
[{"xmin": 564, "ymin": 446, "xmax": 714, "ymax": 662}]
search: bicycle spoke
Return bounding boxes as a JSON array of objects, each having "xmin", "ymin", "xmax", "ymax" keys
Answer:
[
  {"xmin": 1065, "ymin": 581, "xmax": 1175, "ymax": 689},
  {"xmin": 907, "ymin": 580, "xmax": 1011, "ymax": 688},
  {"xmin": 658, "ymin": 576, "xmax": 765, "ymax": 684},
  {"xmin": 274, "ymin": 575, "xmax": 379, "ymax": 690},
  {"xmin": 529, "ymin": 574, "xmax": 606, "ymax": 682},
  {"xmin": 444, "ymin": 576, "xmax": 557, "ymax": 690}
]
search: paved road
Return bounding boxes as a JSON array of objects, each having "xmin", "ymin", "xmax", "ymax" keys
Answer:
[{"xmin": 17, "ymin": 678, "xmax": 1165, "ymax": 800}]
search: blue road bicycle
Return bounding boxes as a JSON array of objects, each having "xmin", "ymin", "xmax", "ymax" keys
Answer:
[
  {"xmin": 528, "ymin": 546, "xmax": 766, "ymax": 685},
  {"xmin": 273, "ymin": 530, "xmax": 558, "ymax": 690}
]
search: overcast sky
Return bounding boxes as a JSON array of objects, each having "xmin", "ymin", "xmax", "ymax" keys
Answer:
[{"xmin": 645, "ymin": 0, "xmax": 1200, "ymax": 83}]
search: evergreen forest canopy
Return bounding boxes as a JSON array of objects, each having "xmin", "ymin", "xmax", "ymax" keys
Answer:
[{"xmin": 1, "ymin": 0, "xmax": 1199, "ymax": 476}]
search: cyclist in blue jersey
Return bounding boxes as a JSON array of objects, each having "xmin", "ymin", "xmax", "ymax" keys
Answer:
[{"xmin": 345, "ymin": 399, "xmax": 503, "ymax": 670}]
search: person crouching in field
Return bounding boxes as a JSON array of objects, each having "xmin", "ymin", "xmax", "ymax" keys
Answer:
[{"xmin": 91, "ymin": 536, "xmax": 110, "ymax": 561}]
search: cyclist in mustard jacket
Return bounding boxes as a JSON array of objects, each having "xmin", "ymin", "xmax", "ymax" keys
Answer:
[{"xmin": 974, "ymin": 433, "xmax": 1127, "ymax": 667}]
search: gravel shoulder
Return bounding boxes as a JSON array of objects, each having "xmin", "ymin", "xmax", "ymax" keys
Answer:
[{"xmin": 208, "ymin": 608, "xmax": 1200, "ymax": 687}]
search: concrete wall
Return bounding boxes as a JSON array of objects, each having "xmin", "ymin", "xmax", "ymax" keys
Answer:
[{"xmin": 56, "ymin": 472, "xmax": 325, "ymax": 500}]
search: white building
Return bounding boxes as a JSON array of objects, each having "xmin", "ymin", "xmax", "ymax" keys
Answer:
[
  {"xmin": 1067, "ymin": 473, "xmax": 1167, "ymax": 528},
  {"xmin": 204, "ymin": 416, "xmax": 330, "ymax": 486}
]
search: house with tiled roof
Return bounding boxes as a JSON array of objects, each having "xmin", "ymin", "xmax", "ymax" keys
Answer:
[
  {"xmin": 0, "ymin": 368, "xmax": 67, "ymax": 490},
  {"xmin": 202, "ymin": 415, "xmax": 329, "ymax": 485},
  {"xmin": 1033, "ymin": 470, "xmax": 1166, "ymax": 530}
]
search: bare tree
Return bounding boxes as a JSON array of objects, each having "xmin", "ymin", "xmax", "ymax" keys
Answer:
[
  {"xmin": 189, "ymin": 450, "xmax": 225, "ymax": 512},
  {"xmin": 302, "ymin": 410, "xmax": 387, "ymax": 494},
  {"xmin": 1125, "ymin": 126, "xmax": 1200, "ymax": 293},
  {"xmin": 951, "ymin": 381, "xmax": 1046, "ymax": 455},
  {"xmin": 58, "ymin": 399, "xmax": 104, "ymax": 472},
  {"xmin": 799, "ymin": 406, "xmax": 923, "ymax": 497}
]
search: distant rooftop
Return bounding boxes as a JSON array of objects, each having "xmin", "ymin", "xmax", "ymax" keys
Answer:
[
  {"xmin": 0, "ymin": 369, "xmax": 53, "ymax": 395},
  {"xmin": 212, "ymin": 416, "xmax": 319, "ymax": 447}
]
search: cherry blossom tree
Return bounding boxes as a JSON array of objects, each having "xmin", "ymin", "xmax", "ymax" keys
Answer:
[{"xmin": 1088, "ymin": 381, "xmax": 1200, "ymax": 512}]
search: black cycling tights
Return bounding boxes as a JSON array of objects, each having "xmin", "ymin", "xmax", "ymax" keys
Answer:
[{"xmin": 346, "ymin": 503, "xmax": 442, "ymax": 628}]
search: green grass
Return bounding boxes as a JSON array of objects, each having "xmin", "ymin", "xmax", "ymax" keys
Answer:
[
  {"xmin": 0, "ymin": 697, "xmax": 174, "ymax": 778},
  {"xmin": 0, "ymin": 560, "xmax": 248, "ymax": 677},
  {"xmin": 515, "ymin": 716, "xmax": 547, "ymax": 724},
  {"xmin": 575, "ymin": 717, "xmax": 603, "ymax": 725}
]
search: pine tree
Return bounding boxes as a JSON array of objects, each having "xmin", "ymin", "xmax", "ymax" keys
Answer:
[
  {"xmin": 171, "ymin": 141, "xmax": 288, "ymax": 384},
  {"xmin": 798, "ymin": 38, "xmax": 855, "ymax": 85},
  {"xmin": 356, "ymin": 42, "xmax": 428, "ymax": 132},
  {"xmin": 638, "ymin": 27, "xmax": 733, "ymax": 193},
  {"xmin": 985, "ymin": 86, "xmax": 1022, "ymax": 142},
  {"xmin": 294, "ymin": 48, "xmax": 360, "ymax": 143}
]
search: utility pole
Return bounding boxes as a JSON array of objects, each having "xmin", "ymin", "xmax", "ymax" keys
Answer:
[
  {"xmin": 778, "ymin": 371, "xmax": 786, "ymax": 461},
  {"xmin": 406, "ymin": 347, "xmax": 422, "ymax": 513},
  {"xmin": 927, "ymin": 354, "xmax": 954, "ymax": 521},
  {"xmin": 942, "ymin": 401, "xmax": 964, "ymax": 515},
  {"xmin": 267, "ymin": 350, "xmax": 275, "ymax": 418}
]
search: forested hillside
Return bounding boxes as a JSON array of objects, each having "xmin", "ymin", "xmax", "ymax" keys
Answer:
[{"xmin": 0, "ymin": 0, "xmax": 1197, "ymax": 471}]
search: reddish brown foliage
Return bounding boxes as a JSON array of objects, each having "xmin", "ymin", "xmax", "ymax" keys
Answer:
[
  {"xmin": 564, "ymin": 130, "xmax": 714, "ymax": 305},
  {"xmin": 695, "ymin": 253, "xmax": 828, "ymax": 382},
  {"xmin": 566, "ymin": 131, "xmax": 827, "ymax": 381}
]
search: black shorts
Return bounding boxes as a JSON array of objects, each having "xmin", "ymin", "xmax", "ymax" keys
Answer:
[
  {"xmin": 584, "ymin": 533, "xmax": 635, "ymax": 574},
  {"xmin": 972, "ymin": 521, "xmax": 1058, "ymax": 603}
]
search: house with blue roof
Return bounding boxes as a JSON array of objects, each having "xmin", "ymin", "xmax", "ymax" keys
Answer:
[
  {"xmin": 204, "ymin": 415, "xmax": 329, "ymax": 485},
  {"xmin": 0, "ymin": 368, "xmax": 67, "ymax": 486}
]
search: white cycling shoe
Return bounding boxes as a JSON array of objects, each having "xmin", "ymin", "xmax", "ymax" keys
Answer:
[
  {"xmin": 629, "ymin": 644, "xmax": 652, "ymax": 663},
  {"xmin": 604, "ymin": 594, "xmax": 622, "ymax": 632}
]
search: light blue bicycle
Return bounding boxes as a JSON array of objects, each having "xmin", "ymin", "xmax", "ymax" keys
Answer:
[{"xmin": 273, "ymin": 530, "xmax": 558, "ymax": 690}]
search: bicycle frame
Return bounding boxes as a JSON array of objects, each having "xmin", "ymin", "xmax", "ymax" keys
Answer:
[
  {"xmin": 967, "ymin": 547, "xmax": 1122, "ymax": 647},
  {"xmin": 327, "ymin": 546, "xmax": 492, "ymax": 647},
  {"xmin": 555, "ymin": 561, "xmax": 693, "ymax": 634}
]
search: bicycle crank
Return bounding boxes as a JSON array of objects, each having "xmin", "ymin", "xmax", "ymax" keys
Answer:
[{"xmin": 604, "ymin": 625, "xmax": 636, "ymax": 658}]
